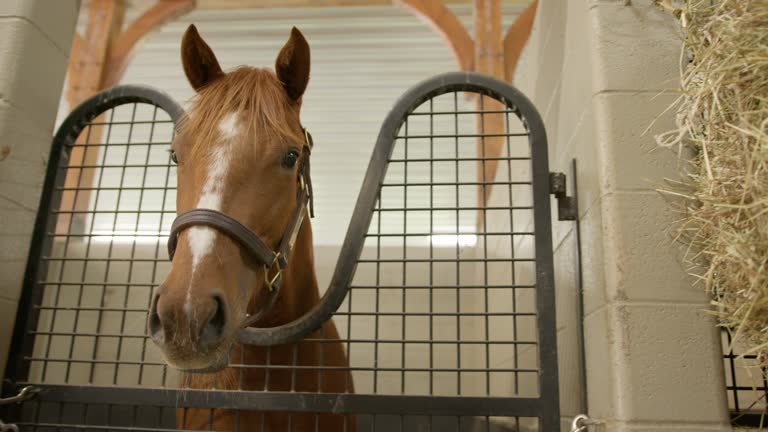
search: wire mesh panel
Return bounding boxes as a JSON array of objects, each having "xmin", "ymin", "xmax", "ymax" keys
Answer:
[
  {"xmin": 722, "ymin": 329, "xmax": 768, "ymax": 426},
  {"xmin": 2, "ymin": 73, "xmax": 558, "ymax": 431},
  {"xmin": 321, "ymin": 72, "xmax": 559, "ymax": 430}
]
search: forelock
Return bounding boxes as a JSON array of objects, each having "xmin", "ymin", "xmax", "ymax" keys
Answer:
[{"xmin": 178, "ymin": 67, "xmax": 303, "ymax": 158}]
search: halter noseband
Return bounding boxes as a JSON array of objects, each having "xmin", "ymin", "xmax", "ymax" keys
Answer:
[{"xmin": 167, "ymin": 128, "xmax": 315, "ymax": 328}]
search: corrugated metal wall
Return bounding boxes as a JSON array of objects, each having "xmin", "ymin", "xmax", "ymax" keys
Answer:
[{"xmin": 57, "ymin": 3, "xmax": 524, "ymax": 245}]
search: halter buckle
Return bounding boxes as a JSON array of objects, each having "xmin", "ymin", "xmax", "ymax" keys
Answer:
[{"xmin": 264, "ymin": 252, "xmax": 283, "ymax": 292}]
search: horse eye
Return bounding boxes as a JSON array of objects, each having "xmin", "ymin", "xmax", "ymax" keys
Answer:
[
  {"xmin": 282, "ymin": 150, "xmax": 299, "ymax": 168},
  {"xmin": 170, "ymin": 151, "xmax": 178, "ymax": 164}
]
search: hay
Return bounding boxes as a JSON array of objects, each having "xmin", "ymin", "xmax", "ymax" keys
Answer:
[{"xmin": 655, "ymin": 0, "xmax": 768, "ymax": 364}]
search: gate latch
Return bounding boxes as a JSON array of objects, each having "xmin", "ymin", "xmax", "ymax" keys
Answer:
[{"xmin": 549, "ymin": 172, "xmax": 577, "ymax": 221}]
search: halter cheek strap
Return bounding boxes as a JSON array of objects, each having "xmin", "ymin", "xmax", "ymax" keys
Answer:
[{"xmin": 167, "ymin": 128, "xmax": 314, "ymax": 328}]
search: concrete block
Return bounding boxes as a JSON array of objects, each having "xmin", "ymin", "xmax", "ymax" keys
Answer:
[
  {"xmin": 0, "ymin": 260, "xmax": 25, "ymax": 302},
  {"xmin": 557, "ymin": 0, "xmax": 593, "ymax": 146},
  {"xmin": 551, "ymin": 212, "xmax": 574, "ymax": 267},
  {"xmin": 0, "ymin": 181, "xmax": 45, "ymax": 213},
  {"xmin": 550, "ymin": 224, "xmax": 592, "ymax": 432},
  {"xmin": 601, "ymin": 191, "xmax": 709, "ymax": 304},
  {"xmin": 0, "ymin": 109, "xmax": 50, "ymax": 216},
  {"xmin": 0, "ymin": 17, "xmax": 71, "ymax": 125},
  {"xmin": 0, "ymin": 0, "xmax": 79, "ymax": 55},
  {"xmin": 580, "ymin": 304, "xmax": 729, "ymax": 424},
  {"xmin": 543, "ymin": 83, "xmax": 562, "ymax": 164},
  {"xmin": 0, "ymin": 233, "xmax": 33, "ymax": 265},
  {"xmin": 0, "ymin": 208, "xmax": 35, "ymax": 302},
  {"xmin": 589, "ymin": 3, "xmax": 682, "ymax": 92},
  {"xmin": 0, "ymin": 296, "xmax": 20, "ymax": 377},
  {"xmin": 535, "ymin": 0, "xmax": 568, "ymax": 58},
  {"xmin": 572, "ymin": 110, "xmax": 601, "ymax": 217},
  {"xmin": 611, "ymin": 303, "xmax": 729, "ymax": 423},
  {"xmin": 533, "ymin": 2, "xmax": 566, "ymax": 114},
  {"xmin": 594, "ymin": 92, "xmax": 688, "ymax": 192},
  {"xmin": 580, "ymin": 199, "xmax": 607, "ymax": 315},
  {"xmin": 0, "ymin": 133, "xmax": 49, "ymax": 208},
  {"xmin": 0, "ymin": 103, "xmax": 56, "ymax": 164},
  {"xmin": 553, "ymin": 229, "xmax": 578, "ymax": 332},
  {"xmin": 0, "ymin": 207, "xmax": 35, "ymax": 236},
  {"xmin": 583, "ymin": 305, "xmax": 619, "ymax": 420}
]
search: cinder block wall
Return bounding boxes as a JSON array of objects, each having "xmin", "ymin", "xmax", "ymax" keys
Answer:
[
  {"xmin": 508, "ymin": 0, "xmax": 733, "ymax": 430},
  {"xmin": 0, "ymin": 0, "xmax": 79, "ymax": 376}
]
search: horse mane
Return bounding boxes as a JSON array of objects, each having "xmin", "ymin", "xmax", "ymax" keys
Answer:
[{"xmin": 179, "ymin": 66, "xmax": 303, "ymax": 158}]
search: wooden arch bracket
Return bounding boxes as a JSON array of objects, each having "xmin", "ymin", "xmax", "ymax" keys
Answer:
[
  {"xmin": 394, "ymin": 0, "xmax": 475, "ymax": 71},
  {"xmin": 67, "ymin": 0, "xmax": 195, "ymax": 108},
  {"xmin": 503, "ymin": 0, "xmax": 538, "ymax": 82},
  {"xmin": 103, "ymin": 0, "xmax": 196, "ymax": 88}
]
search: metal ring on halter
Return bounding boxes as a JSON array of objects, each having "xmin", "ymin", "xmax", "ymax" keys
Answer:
[{"xmin": 264, "ymin": 252, "xmax": 283, "ymax": 292}]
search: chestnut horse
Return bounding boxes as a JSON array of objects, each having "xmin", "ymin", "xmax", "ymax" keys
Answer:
[{"xmin": 147, "ymin": 25, "xmax": 354, "ymax": 431}]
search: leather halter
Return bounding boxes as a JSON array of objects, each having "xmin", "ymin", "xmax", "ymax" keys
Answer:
[{"xmin": 167, "ymin": 128, "xmax": 314, "ymax": 328}]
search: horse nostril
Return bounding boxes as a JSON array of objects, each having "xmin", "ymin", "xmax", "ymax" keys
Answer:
[
  {"xmin": 148, "ymin": 293, "xmax": 164, "ymax": 343},
  {"xmin": 200, "ymin": 294, "xmax": 226, "ymax": 347}
]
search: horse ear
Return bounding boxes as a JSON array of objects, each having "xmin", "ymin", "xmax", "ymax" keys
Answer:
[
  {"xmin": 181, "ymin": 24, "xmax": 224, "ymax": 91},
  {"xmin": 275, "ymin": 27, "xmax": 310, "ymax": 102}
]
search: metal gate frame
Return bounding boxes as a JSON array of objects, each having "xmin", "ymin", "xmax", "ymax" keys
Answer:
[
  {"xmin": 1, "ymin": 72, "xmax": 561, "ymax": 430},
  {"xmin": 326, "ymin": 72, "xmax": 561, "ymax": 429}
]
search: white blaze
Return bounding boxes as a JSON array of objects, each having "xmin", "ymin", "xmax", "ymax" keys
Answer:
[{"xmin": 186, "ymin": 112, "xmax": 239, "ymax": 283}]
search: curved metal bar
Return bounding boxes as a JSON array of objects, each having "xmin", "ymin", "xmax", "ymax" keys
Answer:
[
  {"xmin": 55, "ymin": 85, "xmax": 184, "ymax": 148},
  {"xmin": 236, "ymin": 71, "xmax": 553, "ymax": 348}
]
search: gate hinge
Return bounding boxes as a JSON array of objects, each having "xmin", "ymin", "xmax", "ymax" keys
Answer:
[{"xmin": 549, "ymin": 172, "xmax": 577, "ymax": 221}]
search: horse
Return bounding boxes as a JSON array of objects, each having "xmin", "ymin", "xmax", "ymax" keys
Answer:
[{"xmin": 147, "ymin": 24, "xmax": 355, "ymax": 431}]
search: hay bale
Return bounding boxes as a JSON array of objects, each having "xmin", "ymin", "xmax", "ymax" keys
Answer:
[{"xmin": 655, "ymin": 0, "xmax": 768, "ymax": 365}]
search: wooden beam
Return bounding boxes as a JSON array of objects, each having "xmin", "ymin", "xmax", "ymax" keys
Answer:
[
  {"xmin": 473, "ymin": 0, "xmax": 502, "ymax": 78},
  {"xmin": 473, "ymin": 0, "xmax": 504, "ymax": 227},
  {"xmin": 65, "ymin": 33, "xmax": 85, "ymax": 108},
  {"xmin": 394, "ymin": 0, "xmax": 474, "ymax": 71},
  {"xmin": 59, "ymin": 0, "xmax": 125, "ymax": 235},
  {"xmin": 503, "ymin": 0, "xmax": 537, "ymax": 82},
  {"xmin": 103, "ymin": 0, "xmax": 195, "ymax": 88},
  {"xmin": 66, "ymin": 0, "xmax": 125, "ymax": 107}
]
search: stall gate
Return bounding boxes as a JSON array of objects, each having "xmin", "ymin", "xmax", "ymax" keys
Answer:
[{"xmin": 1, "ymin": 72, "xmax": 561, "ymax": 431}]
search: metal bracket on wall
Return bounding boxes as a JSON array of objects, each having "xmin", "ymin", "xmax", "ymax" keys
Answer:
[{"xmin": 549, "ymin": 172, "xmax": 577, "ymax": 221}]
